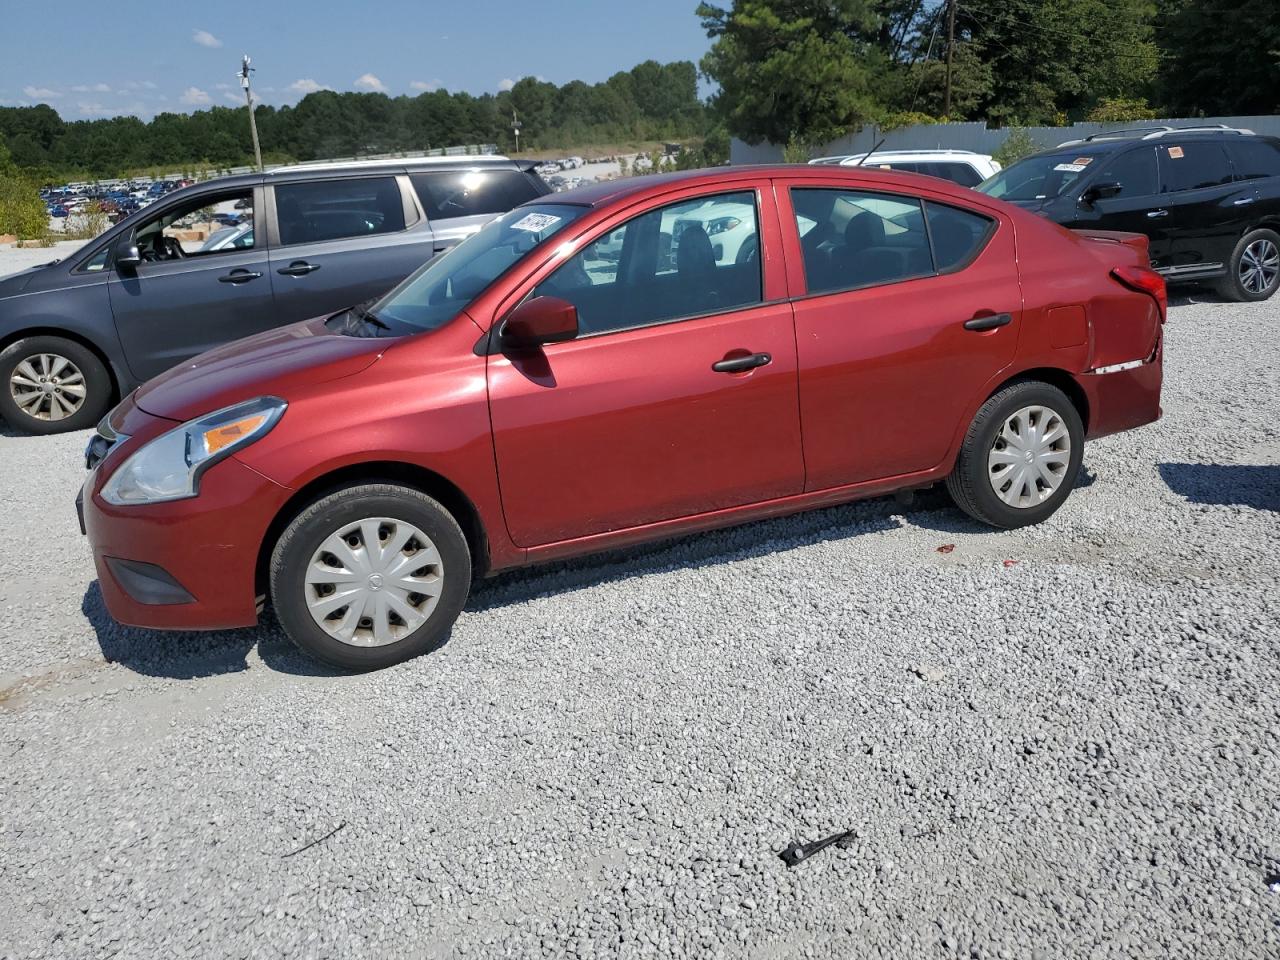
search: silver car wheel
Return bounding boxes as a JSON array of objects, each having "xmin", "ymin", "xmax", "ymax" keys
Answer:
[
  {"xmin": 9, "ymin": 353, "xmax": 87, "ymax": 422},
  {"xmin": 303, "ymin": 517, "xmax": 444, "ymax": 647},
  {"xmin": 1240, "ymin": 238, "xmax": 1279, "ymax": 295},
  {"xmin": 987, "ymin": 405, "xmax": 1072, "ymax": 508}
]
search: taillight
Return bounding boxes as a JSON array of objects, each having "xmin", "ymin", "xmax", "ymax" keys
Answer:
[{"xmin": 1111, "ymin": 265, "xmax": 1167, "ymax": 321}]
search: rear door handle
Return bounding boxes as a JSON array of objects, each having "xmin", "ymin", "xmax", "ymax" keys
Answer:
[
  {"xmin": 218, "ymin": 269, "xmax": 263, "ymax": 284},
  {"xmin": 1147, "ymin": 209, "xmax": 1169, "ymax": 219},
  {"xmin": 1233, "ymin": 196, "xmax": 1256, "ymax": 206},
  {"xmin": 276, "ymin": 261, "xmax": 320, "ymax": 276},
  {"xmin": 712, "ymin": 352, "xmax": 771, "ymax": 373},
  {"xmin": 963, "ymin": 313, "xmax": 1012, "ymax": 332}
]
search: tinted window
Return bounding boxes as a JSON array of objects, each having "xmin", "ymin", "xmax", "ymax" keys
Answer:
[
  {"xmin": 1227, "ymin": 140, "xmax": 1280, "ymax": 180},
  {"xmin": 275, "ymin": 177, "xmax": 405, "ymax": 245},
  {"xmin": 411, "ymin": 170, "xmax": 543, "ymax": 220},
  {"xmin": 923, "ymin": 162, "xmax": 983, "ymax": 187},
  {"xmin": 1095, "ymin": 147, "xmax": 1159, "ymax": 197},
  {"xmin": 925, "ymin": 202, "xmax": 995, "ymax": 271},
  {"xmin": 532, "ymin": 191, "xmax": 762, "ymax": 336},
  {"xmin": 1159, "ymin": 142, "xmax": 1233, "ymax": 192},
  {"xmin": 791, "ymin": 188, "xmax": 933, "ymax": 294}
]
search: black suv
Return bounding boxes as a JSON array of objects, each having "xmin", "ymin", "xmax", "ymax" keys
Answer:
[
  {"xmin": 977, "ymin": 125, "xmax": 1280, "ymax": 302},
  {"xmin": 0, "ymin": 157, "xmax": 549, "ymax": 434}
]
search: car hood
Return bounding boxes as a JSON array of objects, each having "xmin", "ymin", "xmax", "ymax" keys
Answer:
[
  {"xmin": 0, "ymin": 262, "xmax": 53, "ymax": 297},
  {"xmin": 998, "ymin": 196, "xmax": 1050, "ymax": 212},
  {"xmin": 133, "ymin": 314, "xmax": 387, "ymax": 423}
]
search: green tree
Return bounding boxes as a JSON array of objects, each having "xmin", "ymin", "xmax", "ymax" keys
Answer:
[
  {"xmin": 0, "ymin": 142, "xmax": 49, "ymax": 240},
  {"xmin": 1155, "ymin": 0, "xmax": 1280, "ymax": 116}
]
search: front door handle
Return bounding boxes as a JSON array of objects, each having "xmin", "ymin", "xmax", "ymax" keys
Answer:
[
  {"xmin": 1147, "ymin": 209, "xmax": 1169, "ymax": 219},
  {"xmin": 276, "ymin": 261, "xmax": 320, "ymax": 276},
  {"xmin": 712, "ymin": 352, "xmax": 772, "ymax": 373},
  {"xmin": 963, "ymin": 313, "xmax": 1012, "ymax": 332},
  {"xmin": 1233, "ymin": 196, "xmax": 1257, "ymax": 206},
  {"xmin": 218, "ymin": 269, "xmax": 263, "ymax": 284}
]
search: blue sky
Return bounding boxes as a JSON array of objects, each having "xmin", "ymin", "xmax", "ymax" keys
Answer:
[{"xmin": 1, "ymin": 0, "xmax": 715, "ymax": 119}]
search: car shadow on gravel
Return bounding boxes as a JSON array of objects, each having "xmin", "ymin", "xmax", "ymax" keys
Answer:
[
  {"xmin": 1158, "ymin": 462, "xmax": 1280, "ymax": 512},
  {"xmin": 81, "ymin": 583, "xmax": 345, "ymax": 680}
]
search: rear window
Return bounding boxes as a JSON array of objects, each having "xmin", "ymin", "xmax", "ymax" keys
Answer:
[
  {"xmin": 925, "ymin": 202, "xmax": 995, "ymax": 271},
  {"xmin": 1227, "ymin": 140, "xmax": 1280, "ymax": 181},
  {"xmin": 921, "ymin": 162, "xmax": 982, "ymax": 187},
  {"xmin": 275, "ymin": 177, "xmax": 406, "ymax": 246},
  {"xmin": 411, "ymin": 170, "xmax": 543, "ymax": 220}
]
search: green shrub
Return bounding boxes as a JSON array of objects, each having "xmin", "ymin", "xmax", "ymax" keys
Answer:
[
  {"xmin": 0, "ymin": 174, "xmax": 50, "ymax": 240},
  {"xmin": 993, "ymin": 128, "xmax": 1045, "ymax": 167}
]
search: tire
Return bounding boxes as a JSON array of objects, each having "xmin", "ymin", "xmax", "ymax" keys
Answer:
[
  {"xmin": 0, "ymin": 335, "xmax": 112, "ymax": 435},
  {"xmin": 945, "ymin": 381, "xmax": 1085, "ymax": 529},
  {"xmin": 1216, "ymin": 227, "xmax": 1280, "ymax": 302},
  {"xmin": 269, "ymin": 483, "xmax": 472, "ymax": 671}
]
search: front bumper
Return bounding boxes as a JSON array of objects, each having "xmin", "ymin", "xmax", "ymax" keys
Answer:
[{"xmin": 81, "ymin": 453, "xmax": 291, "ymax": 631}]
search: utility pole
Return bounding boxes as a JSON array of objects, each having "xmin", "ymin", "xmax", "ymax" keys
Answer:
[
  {"xmin": 511, "ymin": 108, "xmax": 522, "ymax": 154},
  {"xmin": 240, "ymin": 55, "xmax": 263, "ymax": 172},
  {"xmin": 943, "ymin": 0, "xmax": 957, "ymax": 117}
]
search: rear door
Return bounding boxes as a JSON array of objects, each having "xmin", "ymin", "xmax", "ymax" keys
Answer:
[
  {"xmin": 781, "ymin": 181, "xmax": 1020, "ymax": 489},
  {"xmin": 1157, "ymin": 140, "xmax": 1256, "ymax": 269},
  {"xmin": 266, "ymin": 174, "xmax": 435, "ymax": 324},
  {"xmin": 1068, "ymin": 146, "xmax": 1174, "ymax": 266}
]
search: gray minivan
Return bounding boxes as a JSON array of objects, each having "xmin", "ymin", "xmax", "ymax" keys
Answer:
[{"xmin": 0, "ymin": 156, "xmax": 549, "ymax": 433}]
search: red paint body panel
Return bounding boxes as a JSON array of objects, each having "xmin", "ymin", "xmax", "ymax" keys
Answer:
[{"xmin": 82, "ymin": 165, "xmax": 1165, "ymax": 632}]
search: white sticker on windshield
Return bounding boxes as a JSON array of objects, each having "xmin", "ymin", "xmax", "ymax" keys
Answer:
[
  {"xmin": 510, "ymin": 212, "xmax": 562, "ymax": 233},
  {"xmin": 1054, "ymin": 162, "xmax": 1087, "ymax": 172}
]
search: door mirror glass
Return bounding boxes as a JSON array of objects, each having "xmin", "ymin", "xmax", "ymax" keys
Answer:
[
  {"xmin": 502, "ymin": 296, "xmax": 579, "ymax": 349},
  {"xmin": 115, "ymin": 242, "xmax": 142, "ymax": 269},
  {"xmin": 1083, "ymin": 181, "xmax": 1123, "ymax": 203}
]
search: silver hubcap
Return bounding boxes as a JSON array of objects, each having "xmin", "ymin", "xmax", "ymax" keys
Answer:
[
  {"xmin": 9, "ymin": 353, "xmax": 87, "ymax": 421},
  {"xmin": 987, "ymin": 405, "xmax": 1072, "ymax": 508},
  {"xmin": 1240, "ymin": 238, "xmax": 1279, "ymax": 294},
  {"xmin": 304, "ymin": 517, "xmax": 444, "ymax": 647}
]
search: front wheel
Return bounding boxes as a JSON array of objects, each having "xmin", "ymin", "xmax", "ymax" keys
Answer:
[
  {"xmin": 270, "ymin": 484, "xmax": 472, "ymax": 670},
  {"xmin": 1217, "ymin": 228, "xmax": 1280, "ymax": 302},
  {"xmin": 946, "ymin": 381, "xmax": 1085, "ymax": 529},
  {"xmin": 0, "ymin": 335, "xmax": 112, "ymax": 434}
]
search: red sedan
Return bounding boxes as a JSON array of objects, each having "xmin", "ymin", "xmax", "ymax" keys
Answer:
[{"xmin": 80, "ymin": 166, "xmax": 1165, "ymax": 669}]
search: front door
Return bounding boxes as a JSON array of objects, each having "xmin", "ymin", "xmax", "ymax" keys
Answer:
[
  {"xmin": 487, "ymin": 185, "xmax": 805, "ymax": 547},
  {"xmin": 781, "ymin": 183, "xmax": 1022, "ymax": 489},
  {"xmin": 107, "ymin": 186, "xmax": 277, "ymax": 382},
  {"xmin": 1069, "ymin": 146, "xmax": 1175, "ymax": 267}
]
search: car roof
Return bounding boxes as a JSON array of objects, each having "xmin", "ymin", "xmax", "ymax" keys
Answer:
[
  {"xmin": 821, "ymin": 149, "xmax": 992, "ymax": 163},
  {"xmin": 535, "ymin": 164, "xmax": 985, "ymax": 209}
]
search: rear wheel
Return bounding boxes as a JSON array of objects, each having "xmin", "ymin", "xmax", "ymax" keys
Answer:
[
  {"xmin": 0, "ymin": 335, "xmax": 111, "ymax": 434},
  {"xmin": 1216, "ymin": 228, "xmax": 1280, "ymax": 302},
  {"xmin": 946, "ymin": 381, "xmax": 1084, "ymax": 529},
  {"xmin": 270, "ymin": 484, "xmax": 472, "ymax": 670}
]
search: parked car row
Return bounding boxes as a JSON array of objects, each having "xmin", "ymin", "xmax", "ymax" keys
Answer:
[{"xmin": 41, "ymin": 178, "xmax": 194, "ymax": 222}]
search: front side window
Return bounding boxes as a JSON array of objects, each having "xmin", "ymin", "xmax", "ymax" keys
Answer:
[
  {"xmin": 791, "ymin": 188, "xmax": 934, "ymax": 294},
  {"xmin": 531, "ymin": 190, "xmax": 763, "ymax": 336},
  {"xmin": 275, "ymin": 177, "xmax": 406, "ymax": 246},
  {"xmin": 411, "ymin": 170, "xmax": 543, "ymax": 220},
  {"xmin": 131, "ymin": 190, "xmax": 254, "ymax": 262},
  {"xmin": 1094, "ymin": 147, "xmax": 1159, "ymax": 198},
  {"xmin": 1159, "ymin": 142, "xmax": 1233, "ymax": 192}
]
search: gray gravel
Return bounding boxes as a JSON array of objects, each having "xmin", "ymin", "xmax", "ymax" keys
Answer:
[{"xmin": 1, "ymin": 282, "xmax": 1278, "ymax": 959}]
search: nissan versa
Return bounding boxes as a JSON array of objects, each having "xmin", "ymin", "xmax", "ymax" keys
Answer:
[{"xmin": 80, "ymin": 166, "xmax": 1166, "ymax": 670}]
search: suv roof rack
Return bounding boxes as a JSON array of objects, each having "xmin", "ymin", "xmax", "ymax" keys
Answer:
[
  {"xmin": 1057, "ymin": 124, "xmax": 1256, "ymax": 147},
  {"xmin": 265, "ymin": 155, "xmax": 510, "ymax": 175}
]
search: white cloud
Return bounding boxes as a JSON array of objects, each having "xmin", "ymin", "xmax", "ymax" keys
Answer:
[
  {"xmin": 180, "ymin": 86, "xmax": 212, "ymax": 106},
  {"xmin": 77, "ymin": 102, "xmax": 106, "ymax": 115},
  {"xmin": 192, "ymin": 29, "xmax": 223, "ymax": 49},
  {"xmin": 288, "ymin": 78, "xmax": 330, "ymax": 94},
  {"xmin": 498, "ymin": 78, "xmax": 515, "ymax": 92},
  {"xmin": 71, "ymin": 83, "xmax": 112, "ymax": 94},
  {"xmin": 354, "ymin": 73, "xmax": 386, "ymax": 92},
  {"xmin": 22, "ymin": 85, "xmax": 61, "ymax": 99},
  {"xmin": 214, "ymin": 83, "xmax": 232, "ymax": 90},
  {"xmin": 223, "ymin": 92, "xmax": 243, "ymax": 104},
  {"xmin": 409, "ymin": 79, "xmax": 442, "ymax": 92}
]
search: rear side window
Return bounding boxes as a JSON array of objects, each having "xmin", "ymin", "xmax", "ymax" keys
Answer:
[
  {"xmin": 1158, "ymin": 142, "xmax": 1233, "ymax": 192},
  {"xmin": 1227, "ymin": 140, "xmax": 1280, "ymax": 180},
  {"xmin": 411, "ymin": 171, "xmax": 543, "ymax": 220},
  {"xmin": 1095, "ymin": 147, "xmax": 1159, "ymax": 198},
  {"xmin": 924, "ymin": 162, "xmax": 983, "ymax": 187},
  {"xmin": 275, "ymin": 177, "xmax": 406, "ymax": 246},
  {"xmin": 791, "ymin": 188, "xmax": 933, "ymax": 294},
  {"xmin": 925, "ymin": 202, "xmax": 995, "ymax": 271}
]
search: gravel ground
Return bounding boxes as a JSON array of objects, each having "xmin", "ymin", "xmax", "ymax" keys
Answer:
[{"xmin": 1, "ymin": 281, "xmax": 1277, "ymax": 959}]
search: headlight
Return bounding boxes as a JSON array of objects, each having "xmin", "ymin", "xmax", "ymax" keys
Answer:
[
  {"xmin": 707, "ymin": 217, "xmax": 741, "ymax": 236},
  {"xmin": 101, "ymin": 396, "xmax": 286, "ymax": 506}
]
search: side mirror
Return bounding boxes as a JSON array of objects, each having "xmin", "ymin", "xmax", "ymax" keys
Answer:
[
  {"xmin": 501, "ymin": 296, "xmax": 579, "ymax": 350},
  {"xmin": 115, "ymin": 242, "xmax": 142, "ymax": 270},
  {"xmin": 1083, "ymin": 181, "xmax": 1122, "ymax": 204}
]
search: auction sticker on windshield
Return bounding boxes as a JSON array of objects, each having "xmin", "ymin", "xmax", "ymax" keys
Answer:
[{"xmin": 511, "ymin": 212, "xmax": 562, "ymax": 233}]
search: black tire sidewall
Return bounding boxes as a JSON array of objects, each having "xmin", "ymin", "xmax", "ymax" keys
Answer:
[
  {"xmin": 961, "ymin": 383, "xmax": 1085, "ymax": 529},
  {"xmin": 270, "ymin": 487, "xmax": 471, "ymax": 671},
  {"xmin": 0, "ymin": 336, "xmax": 111, "ymax": 434},
  {"xmin": 1221, "ymin": 228, "xmax": 1280, "ymax": 303}
]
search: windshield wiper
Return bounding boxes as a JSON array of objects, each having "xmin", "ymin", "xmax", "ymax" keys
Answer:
[{"xmin": 351, "ymin": 303, "xmax": 390, "ymax": 331}]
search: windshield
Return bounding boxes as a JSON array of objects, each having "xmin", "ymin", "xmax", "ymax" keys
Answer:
[
  {"xmin": 976, "ymin": 153, "xmax": 1098, "ymax": 202},
  {"xmin": 374, "ymin": 203, "xmax": 586, "ymax": 332}
]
